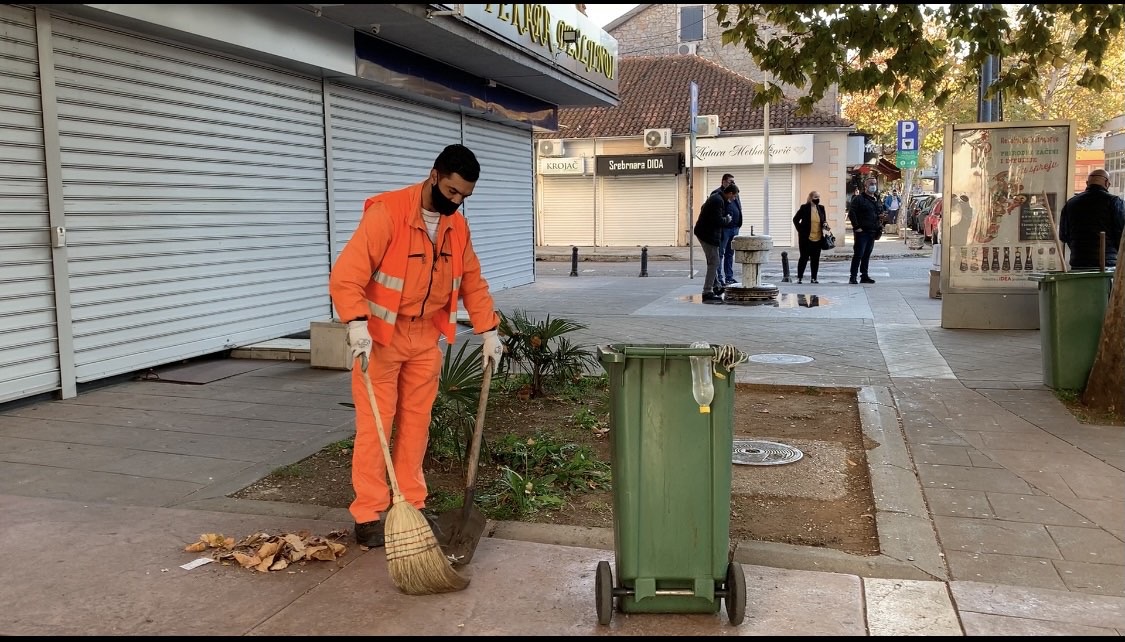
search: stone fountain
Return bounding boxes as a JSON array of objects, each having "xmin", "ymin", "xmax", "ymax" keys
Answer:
[{"xmin": 724, "ymin": 232, "xmax": 779, "ymax": 303}]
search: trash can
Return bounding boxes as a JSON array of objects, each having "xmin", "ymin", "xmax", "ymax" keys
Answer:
[
  {"xmin": 593, "ymin": 343, "xmax": 746, "ymax": 626},
  {"xmin": 1030, "ymin": 270, "xmax": 1114, "ymax": 390}
]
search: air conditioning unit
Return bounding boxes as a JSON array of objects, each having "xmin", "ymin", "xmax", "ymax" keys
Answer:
[
  {"xmin": 695, "ymin": 114, "xmax": 720, "ymax": 138},
  {"xmin": 677, "ymin": 42, "xmax": 698, "ymax": 55},
  {"xmin": 643, "ymin": 128, "xmax": 672, "ymax": 149},
  {"xmin": 538, "ymin": 139, "xmax": 565, "ymax": 157}
]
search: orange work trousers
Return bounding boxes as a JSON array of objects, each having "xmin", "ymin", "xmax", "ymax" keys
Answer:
[{"xmin": 349, "ymin": 316, "xmax": 442, "ymax": 524}]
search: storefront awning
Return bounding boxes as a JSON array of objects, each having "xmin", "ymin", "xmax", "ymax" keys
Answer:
[{"xmin": 876, "ymin": 158, "xmax": 902, "ymax": 180}]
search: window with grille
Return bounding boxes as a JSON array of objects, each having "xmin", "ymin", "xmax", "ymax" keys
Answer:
[{"xmin": 680, "ymin": 5, "xmax": 704, "ymax": 42}]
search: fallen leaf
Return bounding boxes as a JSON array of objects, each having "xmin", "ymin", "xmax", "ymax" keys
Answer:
[
  {"xmin": 309, "ymin": 546, "xmax": 337, "ymax": 561},
  {"xmin": 327, "ymin": 541, "xmax": 347, "ymax": 556},
  {"xmin": 270, "ymin": 558, "xmax": 289, "ymax": 571},
  {"xmin": 256, "ymin": 554, "xmax": 276, "ymax": 572},
  {"xmin": 201, "ymin": 533, "xmax": 227, "ymax": 548},
  {"xmin": 257, "ymin": 541, "xmax": 280, "ymax": 560},
  {"xmin": 184, "ymin": 541, "xmax": 208, "ymax": 553},
  {"xmin": 233, "ymin": 552, "xmax": 260, "ymax": 568}
]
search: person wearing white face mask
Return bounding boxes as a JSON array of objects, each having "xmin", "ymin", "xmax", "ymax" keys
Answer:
[{"xmin": 847, "ymin": 176, "xmax": 885, "ymax": 284}]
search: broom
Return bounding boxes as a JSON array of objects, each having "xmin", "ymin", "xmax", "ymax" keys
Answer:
[{"xmin": 358, "ymin": 355, "xmax": 469, "ymax": 595}]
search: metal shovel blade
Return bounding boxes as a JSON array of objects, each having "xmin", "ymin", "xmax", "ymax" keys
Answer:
[
  {"xmin": 436, "ymin": 499, "xmax": 487, "ymax": 567},
  {"xmin": 435, "ymin": 363, "xmax": 493, "ymax": 568}
]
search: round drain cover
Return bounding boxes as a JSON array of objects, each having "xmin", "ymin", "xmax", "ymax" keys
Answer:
[
  {"xmin": 748, "ymin": 353, "xmax": 814, "ymax": 364},
  {"xmin": 733, "ymin": 440, "xmax": 804, "ymax": 465}
]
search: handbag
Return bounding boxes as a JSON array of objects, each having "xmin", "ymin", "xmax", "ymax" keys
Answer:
[{"xmin": 821, "ymin": 226, "xmax": 836, "ymax": 250}]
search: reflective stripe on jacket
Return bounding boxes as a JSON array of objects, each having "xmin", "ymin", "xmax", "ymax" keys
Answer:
[{"xmin": 329, "ymin": 180, "xmax": 499, "ymax": 346}]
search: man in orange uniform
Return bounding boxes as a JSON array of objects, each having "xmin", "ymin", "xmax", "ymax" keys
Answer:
[{"xmin": 329, "ymin": 144, "xmax": 504, "ymax": 547}]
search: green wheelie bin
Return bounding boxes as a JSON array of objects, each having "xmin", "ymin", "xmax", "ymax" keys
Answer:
[
  {"xmin": 594, "ymin": 343, "xmax": 746, "ymax": 626},
  {"xmin": 1030, "ymin": 269, "xmax": 1114, "ymax": 390}
]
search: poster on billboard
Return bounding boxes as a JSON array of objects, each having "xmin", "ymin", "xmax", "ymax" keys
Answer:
[{"xmin": 945, "ymin": 121, "xmax": 1075, "ymax": 291}]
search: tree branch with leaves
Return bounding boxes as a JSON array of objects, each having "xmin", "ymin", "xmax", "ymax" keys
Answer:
[{"xmin": 718, "ymin": 4, "xmax": 1125, "ymax": 115}]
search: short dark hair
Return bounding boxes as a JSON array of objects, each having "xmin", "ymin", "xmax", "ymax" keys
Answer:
[
  {"xmin": 721, "ymin": 183, "xmax": 739, "ymax": 195},
  {"xmin": 434, "ymin": 144, "xmax": 480, "ymax": 182},
  {"xmin": 722, "ymin": 173, "xmax": 735, "ymax": 181}
]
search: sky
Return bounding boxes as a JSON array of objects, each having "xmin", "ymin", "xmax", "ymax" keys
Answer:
[{"xmin": 583, "ymin": 4, "xmax": 639, "ymax": 28}]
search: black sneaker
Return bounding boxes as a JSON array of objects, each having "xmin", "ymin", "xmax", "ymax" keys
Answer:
[
  {"xmin": 860, "ymin": 276, "xmax": 876, "ymax": 284},
  {"xmin": 849, "ymin": 277, "xmax": 859, "ymax": 285},
  {"xmin": 810, "ymin": 279, "xmax": 819, "ymax": 284},
  {"xmin": 355, "ymin": 520, "xmax": 385, "ymax": 548},
  {"xmin": 702, "ymin": 292, "xmax": 724, "ymax": 303},
  {"xmin": 797, "ymin": 278, "xmax": 803, "ymax": 284}
]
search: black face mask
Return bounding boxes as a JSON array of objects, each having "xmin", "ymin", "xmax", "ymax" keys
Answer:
[
  {"xmin": 430, "ymin": 181, "xmax": 461, "ymax": 216},
  {"xmin": 812, "ymin": 198, "xmax": 820, "ymax": 205}
]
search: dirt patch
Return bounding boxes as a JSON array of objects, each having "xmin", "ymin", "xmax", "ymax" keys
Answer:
[{"xmin": 232, "ymin": 382, "xmax": 879, "ymax": 556}]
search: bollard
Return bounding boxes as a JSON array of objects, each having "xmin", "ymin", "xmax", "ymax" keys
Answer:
[
  {"xmin": 639, "ymin": 246, "xmax": 649, "ymax": 277},
  {"xmin": 781, "ymin": 251, "xmax": 791, "ymax": 283},
  {"xmin": 570, "ymin": 245, "xmax": 579, "ymax": 277}
]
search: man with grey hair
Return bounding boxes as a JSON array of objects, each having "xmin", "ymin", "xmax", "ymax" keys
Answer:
[{"xmin": 1059, "ymin": 168, "xmax": 1123, "ymax": 269}]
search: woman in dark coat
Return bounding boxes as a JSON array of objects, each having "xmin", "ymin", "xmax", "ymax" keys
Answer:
[{"xmin": 792, "ymin": 190, "xmax": 828, "ymax": 284}]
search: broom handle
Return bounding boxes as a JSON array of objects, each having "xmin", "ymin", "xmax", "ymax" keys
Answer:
[
  {"xmin": 464, "ymin": 363, "xmax": 492, "ymax": 494},
  {"xmin": 358, "ymin": 355, "xmax": 403, "ymax": 499}
]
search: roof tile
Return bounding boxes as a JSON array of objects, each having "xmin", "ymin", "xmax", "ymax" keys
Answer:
[{"xmin": 540, "ymin": 55, "xmax": 853, "ymax": 138}]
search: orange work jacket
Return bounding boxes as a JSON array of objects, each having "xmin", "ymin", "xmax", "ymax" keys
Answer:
[{"xmin": 329, "ymin": 181, "xmax": 499, "ymax": 346}]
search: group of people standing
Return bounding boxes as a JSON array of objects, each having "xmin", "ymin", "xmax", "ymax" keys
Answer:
[{"xmin": 695, "ymin": 173, "xmax": 889, "ymax": 296}]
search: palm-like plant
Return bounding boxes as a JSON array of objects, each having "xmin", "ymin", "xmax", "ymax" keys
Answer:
[
  {"xmin": 498, "ymin": 309, "xmax": 598, "ymax": 398},
  {"xmin": 428, "ymin": 341, "xmax": 484, "ymax": 467}
]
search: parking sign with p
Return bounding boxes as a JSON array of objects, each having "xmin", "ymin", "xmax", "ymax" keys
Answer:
[
  {"xmin": 897, "ymin": 120, "xmax": 918, "ymax": 151},
  {"xmin": 897, "ymin": 120, "xmax": 919, "ymax": 169}
]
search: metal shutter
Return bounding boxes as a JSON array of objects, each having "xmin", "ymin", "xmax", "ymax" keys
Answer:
[
  {"xmin": 50, "ymin": 14, "xmax": 329, "ymax": 382},
  {"xmin": 462, "ymin": 118, "xmax": 534, "ymax": 290},
  {"xmin": 0, "ymin": 4, "xmax": 60, "ymax": 402},
  {"xmin": 706, "ymin": 165, "xmax": 795, "ymax": 245},
  {"xmin": 599, "ymin": 175, "xmax": 678, "ymax": 246},
  {"xmin": 538, "ymin": 175, "xmax": 595, "ymax": 246},
  {"xmin": 328, "ymin": 83, "xmax": 461, "ymax": 257}
]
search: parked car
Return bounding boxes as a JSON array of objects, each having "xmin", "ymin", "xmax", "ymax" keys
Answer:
[
  {"xmin": 923, "ymin": 195, "xmax": 943, "ymax": 245},
  {"xmin": 907, "ymin": 193, "xmax": 939, "ymax": 232}
]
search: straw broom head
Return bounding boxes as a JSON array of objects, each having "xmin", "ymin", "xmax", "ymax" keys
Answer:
[
  {"xmin": 359, "ymin": 357, "xmax": 469, "ymax": 595},
  {"xmin": 384, "ymin": 497, "xmax": 469, "ymax": 595}
]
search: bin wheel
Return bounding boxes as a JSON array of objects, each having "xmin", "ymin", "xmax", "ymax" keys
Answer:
[
  {"xmin": 725, "ymin": 561, "xmax": 746, "ymax": 626},
  {"xmin": 596, "ymin": 560, "xmax": 613, "ymax": 625}
]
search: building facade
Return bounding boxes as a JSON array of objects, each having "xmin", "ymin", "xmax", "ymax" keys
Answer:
[
  {"xmin": 0, "ymin": 3, "xmax": 619, "ymax": 404},
  {"xmin": 535, "ymin": 55, "xmax": 854, "ymax": 248},
  {"xmin": 606, "ymin": 4, "xmax": 840, "ymax": 115}
]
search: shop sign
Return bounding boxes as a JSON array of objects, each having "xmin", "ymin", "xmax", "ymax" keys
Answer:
[
  {"xmin": 596, "ymin": 153, "xmax": 683, "ymax": 176},
  {"xmin": 692, "ymin": 134, "xmax": 815, "ymax": 167},
  {"xmin": 461, "ymin": 4, "xmax": 618, "ymax": 93},
  {"xmin": 538, "ymin": 156, "xmax": 587, "ymax": 175}
]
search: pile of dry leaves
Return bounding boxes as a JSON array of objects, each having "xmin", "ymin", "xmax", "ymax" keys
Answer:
[{"xmin": 184, "ymin": 529, "xmax": 350, "ymax": 572}]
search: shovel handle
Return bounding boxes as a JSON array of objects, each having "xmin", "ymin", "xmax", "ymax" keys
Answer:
[{"xmin": 464, "ymin": 363, "xmax": 492, "ymax": 492}]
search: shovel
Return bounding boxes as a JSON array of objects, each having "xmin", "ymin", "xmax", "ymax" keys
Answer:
[{"xmin": 435, "ymin": 362, "xmax": 492, "ymax": 567}]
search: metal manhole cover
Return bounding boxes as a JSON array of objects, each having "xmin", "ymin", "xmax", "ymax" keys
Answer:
[
  {"xmin": 732, "ymin": 440, "xmax": 804, "ymax": 466},
  {"xmin": 748, "ymin": 353, "xmax": 814, "ymax": 364}
]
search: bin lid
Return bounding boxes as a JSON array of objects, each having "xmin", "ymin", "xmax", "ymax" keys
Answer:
[{"xmin": 1029, "ymin": 269, "xmax": 1116, "ymax": 283}]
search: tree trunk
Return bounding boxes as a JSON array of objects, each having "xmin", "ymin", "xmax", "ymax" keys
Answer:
[{"xmin": 1082, "ymin": 233, "xmax": 1125, "ymax": 416}]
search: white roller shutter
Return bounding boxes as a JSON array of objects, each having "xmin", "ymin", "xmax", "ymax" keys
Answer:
[
  {"xmin": 599, "ymin": 176, "xmax": 678, "ymax": 246},
  {"xmin": 0, "ymin": 5, "xmax": 60, "ymax": 402},
  {"xmin": 462, "ymin": 118, "xmax": 534, "ymax": 290},
  {"xmin": 328, "ymin": 83, "xmax": 461, "ymax": 257},
  {"xmin": 538, "ymin": 176, "xmax": 594, "ymax": 246},
  {"xmin": 706, "ymin": 165, "xmax": 795, "ymax": 246},
  {"xmin": 50, "ymin": 15, "xmax": 330, "ymax": 382}
]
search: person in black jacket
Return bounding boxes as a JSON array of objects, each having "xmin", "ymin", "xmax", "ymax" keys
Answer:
[
  {"xmin": 847, "ymin": 176, "xmax": 884, "ymax": 284},
  {"xmin": 1059, "ymin": 168, "xmax": 1123, "ymax": 269},
  {"xmin": 695, "ymin": 183, "xmax": 739, "ymax": 302},
  {"xmin": 793, "ymin": 190, "xmax": 828, "ymax": 283},
  {"xmin": 711, "ymin": 174, "xmax": 744, "ymax": 284}
]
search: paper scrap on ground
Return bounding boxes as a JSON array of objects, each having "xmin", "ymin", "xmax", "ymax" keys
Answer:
[{"xmin": 180, "ymin": 557, "xmax": 215, "ymax": 571}]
